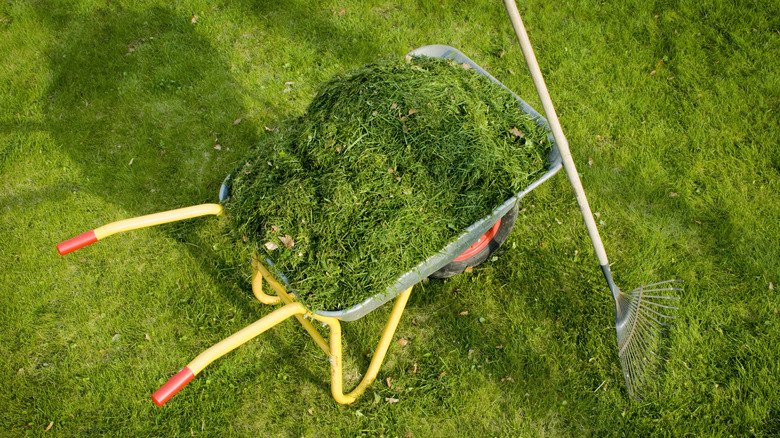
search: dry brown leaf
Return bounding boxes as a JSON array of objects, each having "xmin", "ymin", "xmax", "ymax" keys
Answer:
[
  {"xmin": 438, "ymin": 372, "xmax": 447, "ymax": 380},
  {"xmin": 385, "ymin": 397, "xmax": 399, "ymax": 403},
  {"xmin": 279, "ymin": 235, "xmax": 295, "ymax": 249},
  {"xmin": 233, "ymin": 118, "xmax": 242, "ymax": 125},
  {"xmin": 145, "ymin": 333, "xmax": 151, "ymax": 341},
  {"xmin": 390, "ymin": 102, "xmax": 398, "ymax": 110},
  {"xmin": 386, "ymin": 377, "xmax": 392, "ymax": 388},
  {"xmin": 411, "ymin": 363, "xmax": 418, "ymax": 374},
  {"xmin": 214, "ymin": 144, "xmax": 222, "ymax": 150},
  {"xmin": 464, "ymin": 266, "xmax": 473, "ymax": 273},
  {"xmin": 650, "ymin": 70, "xmax": 657, "ymax": 75},
  {"xmin": 669, "ymin": 192, "xmax": 679, "ymax": 197},
  {"xmin": 264, "ymin": 241, "xmax": 278, "ymax": 251},
  {"xmin": 509, "ymin": 126, "xmax": 524, "ymax": 138},
  {"xmin": 45, "ymin": 422, "xmax": 53, "ymax": 432},
  {"xmin": 271, "ymin": 225, "xmax": 281, "ymax": 233},
  {"xmin": 588, "ymin": 157, "xmax": 594, "ymax": 166},
  {"xmin": 459, "ymin": 310, "xmax": 469, "ymax": 316},
  {"xmin": 770, "ymin": 282, "xmax": 775, "ymax": 291},
  {"xmin": 339, "ymin": 8, "xmax": 346, "ymax": 15},
  {"xmin": 408, "ymin": 109, "xmax": 418, "ymax": 115},
  {"xmin": 397, "ymin": 338, "xmax": 408, "ymax": 346},
  {"xmin": 461, "ymin": 63, "xmax": 471, "ymax": 69}
]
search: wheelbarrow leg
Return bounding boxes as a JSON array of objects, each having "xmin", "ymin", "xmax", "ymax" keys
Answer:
[
  {"xmin": 252, "ymin": 259, "xmax": 415, "ymax": 404},
  {"xmin": 315, "ymin": 285, "xmax": 414, "ymax": 404}
]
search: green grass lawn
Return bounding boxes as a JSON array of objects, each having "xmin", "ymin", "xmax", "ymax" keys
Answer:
[{"xmin": 1, "ymin": 0, "xmax": 778, "ymax": 436}]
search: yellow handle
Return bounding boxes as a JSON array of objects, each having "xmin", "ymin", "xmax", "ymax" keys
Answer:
[
  {"xmin": 187, "ymin": 302, "xmax": 308, "ymax": 374},
  {"xmin": 94, "ymin": 203, "xmax": 224, "ymax": 239},
  {"xmin": 58, "ymin": 203, "xmax": 224, "ymax": 255}
]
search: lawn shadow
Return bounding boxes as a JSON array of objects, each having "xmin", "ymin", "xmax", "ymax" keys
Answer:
[{"xmin": 33, "ymin": 2, "xmax": 387, "ymax": 400}]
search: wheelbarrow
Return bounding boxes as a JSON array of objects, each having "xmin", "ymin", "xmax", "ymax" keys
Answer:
[{"xmin": 57, "ymin": 45, "xmax": 563, "ymax": 405}]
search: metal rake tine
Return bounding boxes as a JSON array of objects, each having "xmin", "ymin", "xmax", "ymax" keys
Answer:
[
  {"xmin": 623, "ymin": 327, "xmax": 665, "ymax": 398},
  {"xmin": 641, "ymin": 306, "xmax": 677, "ymax": 325},
  {"xmin": 629, "ymin": 289, "xmax": 680, "ymax": 298},
  {"xmin": 641, "ymin": 295, "xmax": 680, "ymax": 303},
  {"xmin": 624, "ymin": 352, "xmax": 643, "ymax": 391},
  {"xmin": 636, "ymin": 314, "xmax": 667, "ymax": 338},
  {"xmin": 641, "ymin": 314, "xmax": 672, "ymax": 336},
  {"xmin": 638, "ymin": 310, "xmax": 671, "ymax": 348},
  {"xmin": 641, "ymin": 288, "xmax": 683, "ymax": 295},
  {"xmin": 621, "ymin": 347, "xmax": 641, "ymax": 389},
  {"xmin": 639, "ymin": 279, "xmax": 684, "ymax": 288},
  {"xmin": 640, "ymin": 291, "xmax": 682, "ymax": 298},
  {"xmin": 624, "ymin": 318, "xmax": 658, "ymax": 361},
  {"xmin": 628, "ymin": 334, "xmax": 655, "ymax": 368},
  {"xmin": 641, "ymin": 300, "xmax": 679, "ymax": 311},
  {"xmin": 634, "ymin": 318, "xmax": 663, "ymax": 352},
  {"xmin": 626, "ymin": 344, "xmax": 650, "ymax": 391}
]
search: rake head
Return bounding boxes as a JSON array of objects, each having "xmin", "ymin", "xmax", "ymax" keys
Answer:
[{"xmin": 614, "ymin": 279, "xmax": 682, "ymax": 399}]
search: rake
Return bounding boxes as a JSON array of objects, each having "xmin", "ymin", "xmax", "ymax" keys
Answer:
[{"xmin": 503, "ymin": 0, "xmax": 682, "ymax": 398}]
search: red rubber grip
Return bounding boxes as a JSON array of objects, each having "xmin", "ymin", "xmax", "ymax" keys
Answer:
[
  {"xmin": 57, "ymin": 230, "xmax": 98, "ymax": 255},
  {"xmin": 152, "ymin": 367, "xmax": 194, "ymax": 407}
]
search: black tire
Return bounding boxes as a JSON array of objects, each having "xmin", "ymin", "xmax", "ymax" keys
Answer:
[{"xmin": 429, "ymin": 204, "xmax": 519, "ymax": 279}]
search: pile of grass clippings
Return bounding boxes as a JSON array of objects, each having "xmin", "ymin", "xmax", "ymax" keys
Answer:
[{"xmin": 224, "ymin": 55, "xmax": 551, "ymax": 311}]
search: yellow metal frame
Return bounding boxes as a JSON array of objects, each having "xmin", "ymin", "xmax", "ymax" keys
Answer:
[
  {"xmin": 59, "ymin": 203, "xmax": 414, "ymax": 405},
  {"xmin": 188, "ymin": 258, "xmax": 413, "ymax": 404}
]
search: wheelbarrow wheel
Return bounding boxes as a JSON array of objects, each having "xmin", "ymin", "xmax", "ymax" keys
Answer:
[{"xmin": 430, "ymin": 204, "xmax": 519, "ymax": 279}]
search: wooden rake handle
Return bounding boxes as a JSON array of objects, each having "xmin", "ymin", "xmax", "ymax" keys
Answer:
[{"xmin": 502, "ymin": 1, "xmax": 611, "ymax": 270}]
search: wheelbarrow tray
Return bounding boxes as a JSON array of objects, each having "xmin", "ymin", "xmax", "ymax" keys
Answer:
[{"xmin": 241, "ymin": 45, "xmax": 563, "ymax": 322}]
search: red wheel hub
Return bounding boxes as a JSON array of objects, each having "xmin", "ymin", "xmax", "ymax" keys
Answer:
[{"xmin": 452, "ymin": 219, "xmax": 501, "ymax": 262}]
